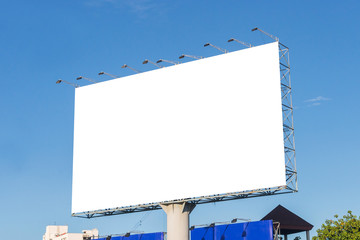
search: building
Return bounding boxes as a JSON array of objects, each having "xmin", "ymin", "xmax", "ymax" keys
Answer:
[
  {"xmin": 262, "ymin": 205, "xmax": 313, "ymax": 240},
  {"xmin": 43, "ymin": 225, "xmax": 98, "ymax": 240}
]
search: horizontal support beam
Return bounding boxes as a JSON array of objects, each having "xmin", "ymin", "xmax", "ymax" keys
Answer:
[{"xmin": 72, "ymin": 186, "xmax": 294, "ymax": 218}]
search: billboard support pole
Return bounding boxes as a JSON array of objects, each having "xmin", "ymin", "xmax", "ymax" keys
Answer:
[{"xmin": 160, "ymin": 202, "xmax": 196, "ymax": 240}]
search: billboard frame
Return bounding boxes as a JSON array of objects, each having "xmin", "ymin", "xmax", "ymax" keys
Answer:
[{"xmin": 72, "ymin": 41, "xmax": 297, "ymax": 219}]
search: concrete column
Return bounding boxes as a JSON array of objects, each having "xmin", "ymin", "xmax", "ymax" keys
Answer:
[
  {"xmin": 160, "ymin": 202, "xmax": 196, "ymax": 240},
  {"xmin": 306, "ymin": 231, "xmax": 310, "ymax": 240}
]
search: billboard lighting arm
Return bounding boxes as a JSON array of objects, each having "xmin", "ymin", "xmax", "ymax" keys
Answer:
[
  {"xmin": 56, "ymin": 79, "xmax": 79, "ymax": 88},
  {"xmin": 142, "ymin": 59, "xmax": 163, "ymax": 68},
  {"xmin": 121, "ymin": 64, "xmax": 141, "ymax": 73},
  {"xmin": 227, "ymin": 38, "xmax": 252, "ymax": 48},
  {"xmin": 179, "ymin": 54, "xmax": 204, "ymax": 60},
  {"xmin": 76, "ymin": 76, "xmax": 97, "ymax": 83},
  {"xmin": 204, "ymin": 43, "xmax": 228, "ymax": 53},
  {"xmin": 231, "ymin": 218, "xmax": 251, "ymax": 223},
  {"xmin": 190, "ymin": 222, "xmax": 220, "ymax": 229},
  {"xmin": 98, "ymin": 71, "xmax": 119, "ymax": 79},
  {"xmin": 251, "ymin": 27, "xmax": 279, "ymax": 42},
  {"xmin": 156, "ymin": 59, "xmax": 179, "ymax": 65}
]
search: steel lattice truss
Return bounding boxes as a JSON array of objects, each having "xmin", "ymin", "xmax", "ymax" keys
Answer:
[
  {"xmin": 73, "ymin": 42, "xmax": 298, "ymax": 219},
  {"xmin": 279, "ymin": 42, "xmax": 298, "ymax": 193}
]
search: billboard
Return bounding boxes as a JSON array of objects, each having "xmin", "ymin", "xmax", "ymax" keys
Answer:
[{"xmin": 72, "ymin": 42, "xmax": 285, "ymax": 214}]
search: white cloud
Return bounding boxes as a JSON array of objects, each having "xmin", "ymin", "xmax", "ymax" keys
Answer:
[
  {"xmin": 311, "ymin": 102, "xmax": 321, "ymax": 106},
  {"xmin": 304, "ymin": 96, "xmax": 331, "ymax": 107},
  {"xmin": 304, "ymin": 96, "xmax": 331, "ymax": 102},
  {"xmin": 85, "ymin": 0, "xmax": 160, "ymax": 18}
]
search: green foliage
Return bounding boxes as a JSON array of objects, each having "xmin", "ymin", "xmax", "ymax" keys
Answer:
[{"xmin": 313, "ymin": 211, "xmax": 360, "ymax": 240}]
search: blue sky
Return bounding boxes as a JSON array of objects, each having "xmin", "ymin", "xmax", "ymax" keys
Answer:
[{"xmin": 0, "ymin": 1, "xmax": 359, "ymax": 239}]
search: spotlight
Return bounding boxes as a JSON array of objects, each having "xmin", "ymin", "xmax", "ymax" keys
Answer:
[
  {"xmin": 251, "ymin": 27, "xmax": 279, "ymax": 41},
  {"xmin": 76, "ymin": 76, "xmax": 97, "ymax": 83},
  {"xmin": 204, "ymin": 43, "xmax": 228, "ymax": 53},
  {"xmin": 231, "ymin": 218, "xmax": 251, "ymax": 223},
  {"xmin": 227, "ymin": 38, "xmax": 252, "ymax": 48},
  {"xmin": 121, "ymin": 64, "xmax": 140, "ymax": 73},
  {"xmin": 56, "ymin": 79, "xmax": 79, "ymax": 88},
  {"xmin": 142, "ymin": 59, "xmax": 163, "ymax": 68},
  {"xmin": 98, "ymin": 71, "xmax": 119, "ymax": 79},
  {"xmin": 179, "ymin": 54, "xmax": 203, "ymax": 60},
  {"xmin": 156, "ymin": 59, "xmax": 178, "ymax": 65}
]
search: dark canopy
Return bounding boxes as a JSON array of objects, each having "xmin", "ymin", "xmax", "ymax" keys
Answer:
[{"xmin": 261, "ymin": 205, "xmax": 313, "ymax": 235}]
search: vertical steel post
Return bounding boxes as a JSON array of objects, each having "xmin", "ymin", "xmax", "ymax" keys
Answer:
[{"xmin": 160, "ymin": 202, "xmax": 196, "ymax": 240}]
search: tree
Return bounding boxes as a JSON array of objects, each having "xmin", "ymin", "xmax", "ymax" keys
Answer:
[{"xmin": 313, "ymin": 211, "xmax": 360, "ymax": 240}]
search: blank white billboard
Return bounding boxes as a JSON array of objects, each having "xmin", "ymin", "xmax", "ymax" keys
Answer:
[{"xmin": 72, "ymin": 42, "xmax": 285, "ymax": 214}]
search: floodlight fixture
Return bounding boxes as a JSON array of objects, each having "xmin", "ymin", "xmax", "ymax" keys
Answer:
[
  {"xmin": 76, "ymin": 76, "xmax": 97, "ymax": 83},
  {"xmin": 56, "ymin": 79, "xmax": 79, "ymax": 88},
  {"xmin": 204, "ymin": 43, "xmax": 228, "ymax": 53},
  {"xmin": 190, "ymin": 223, "xmax": 215, "ymax": 230},
  {"xmin": 142, "ymin": 59, "xmax": 163, "ymax": 68},
  {"xmin": 179, "ymin": 54, "xmax": 204, "ymax": 60},
  {"xmin": 227, "ymin": 38, "xmax": 252, "ymax": 48},
  {"xmin": 156, "ymin": 59, "xmax": 179, "ymax": 65},
  {"xmin": 231, "ymin": 218, "xmax": 251, "ymax": 223},
  {"xmin": 251, "ymin": 27, "xmax": 279, "ymax": 42},
  {"xmin": 121, "ymin": 64, "xmax": 141, "ymax": 73},
  {"xmin": 98, "ymin": 71, "xmax": 119, "ymax": 79}
]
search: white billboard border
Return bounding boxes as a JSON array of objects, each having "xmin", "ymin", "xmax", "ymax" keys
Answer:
[{"xmin": 72, "ymin": 41, "xmax": 297, "ymax": 218}]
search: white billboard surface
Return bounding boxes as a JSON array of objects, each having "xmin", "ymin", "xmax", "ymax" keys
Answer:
[{"xmin": 72, "ymin": 42, "xmax": 285, "ymax": 214}]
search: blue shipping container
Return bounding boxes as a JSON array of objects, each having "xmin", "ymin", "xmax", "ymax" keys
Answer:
[
  {"xmin": 191, "ymin": 220, "xmax": 273, "ymax": 240},
  {"xmin": 97, "ymin": 232, "xmax": 164, "ymax": 240}
]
